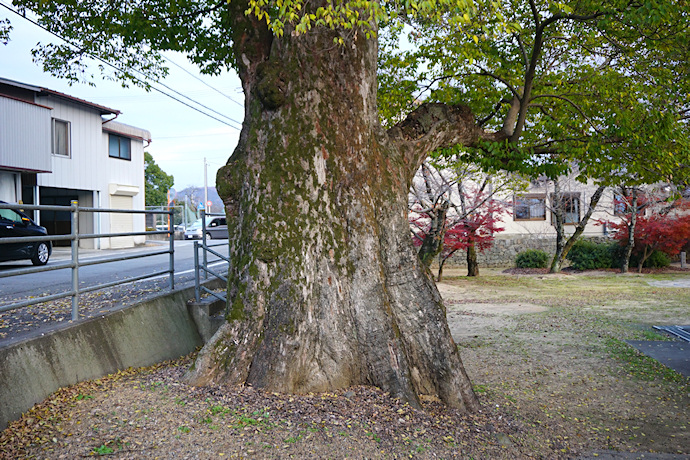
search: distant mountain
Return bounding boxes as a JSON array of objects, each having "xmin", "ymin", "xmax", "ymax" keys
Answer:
[{"xmin": 175, "ymin": 186, "xmax": 224, "ymax": 214}]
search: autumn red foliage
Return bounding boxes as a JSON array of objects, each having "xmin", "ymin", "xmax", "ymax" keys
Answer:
[
  {"xmin": 410, "ymin": 186, "xmax": 507, "ymax": 278},
  {"xmin": 441, "ymin": 198, "xmax": 506, "ymax": 259},
  {"xmin": 607, "ymin": 200, "xmax": 690, "ymax": 270}
]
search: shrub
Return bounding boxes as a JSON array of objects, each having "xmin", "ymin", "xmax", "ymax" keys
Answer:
[
  {"xmin": 566, "ymin": 239, "xmax": 619, "ymax": 271},
  {"xmin": 631, "ymin": 250, "xmax": 671, "ymax": 268},
  {"xmin": 515, "ymin": 249, "xmax": 550, "ymax": 268}
]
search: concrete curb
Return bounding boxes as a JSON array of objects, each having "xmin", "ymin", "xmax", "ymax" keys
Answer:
[{"xmin": 0, "ymin": 279, "xmax": 225, "ymax": 430}]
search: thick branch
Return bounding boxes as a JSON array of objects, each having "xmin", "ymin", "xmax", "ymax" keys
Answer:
[
  {"xmin": 387, "ymin": 103, "xmax": 503, "ymax": 175},
  {"xmin": 228, "ymin": 0, "xmax": 273, "ymax": 90},
  {"xmin": 511, "ymin": 8, "xmax": 611, "ymax": 143}
]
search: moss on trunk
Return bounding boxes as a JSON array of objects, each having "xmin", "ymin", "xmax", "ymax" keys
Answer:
[{"xmin": 184, "ymin": 21, "xmax": 479, "ymax": 413}]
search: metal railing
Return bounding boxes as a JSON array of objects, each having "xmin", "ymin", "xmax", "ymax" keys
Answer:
[
  {"xmin": 194, "ymin": 210, "xmax": 229, "ymax": 305},
  {"xmin": 0, "ymin": 201, "xmax": 175, "ymax": 320}
]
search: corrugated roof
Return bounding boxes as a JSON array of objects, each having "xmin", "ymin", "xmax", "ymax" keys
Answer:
[
  {"xmin": 102, "ymin": 120, "xmax": 152, "ymax": 142},
  {"xmin": 0, "ymin": 76, "xmax": 120, "ymax": 115},
  {"xmin": 38, "ymin": 87, "xmax": 120, "ymax": 116}
]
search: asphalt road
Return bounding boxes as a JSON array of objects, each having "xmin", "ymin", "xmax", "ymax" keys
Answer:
[
  {"xmin": 0, "ymin": 239, "xmax": 229, "ymax": 303},
  {"xmin": 0, "ymin": 239, "xmax": 229, "ymax": 345}
]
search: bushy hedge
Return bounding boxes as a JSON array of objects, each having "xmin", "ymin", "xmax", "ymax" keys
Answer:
[
  {"xmin": 565, "ymin": 239, "xmax": 672, "ymax": 270},
  {"xmin": 631, "ymin": 250, "xmax": 671, "ymax": 268},
  {"xmin": 566, "ymin": 240, "xmax": 619, "ymax": 271},
  {"xmin": 515, "ymin": 249, "xmax": 550, "ymax": 268}
]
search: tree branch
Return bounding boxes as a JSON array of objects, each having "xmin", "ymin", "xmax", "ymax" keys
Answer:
[
  {"xmin": 475, "ymin": 67, "xmax": 521, "ymax": 100},
  {"xmin": 388, "ymin": 103, "xmax": 508, "ymax": 176},
  {"xmin": 513, "ymin": 33, "xmax": 529, "ymax": 68},
  {"xmin": 478, "ymin": 99, "xmax": 505, "ymax": 127},
  {"xmin": 510, "ymin": 8, "xmax": 611, "ymax": 144},
  {"xmin": 529, "ymin": 93, "xmax": 605, "ymax": 135}
]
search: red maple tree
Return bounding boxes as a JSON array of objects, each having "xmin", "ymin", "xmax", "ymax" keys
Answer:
[
  {"xmin": 439, "ymin": 193, "xmax": 506, "ymax": 278},
  {"xmin": 607, "ymin": 201, "xmax": 690, "ymax": 271},
  {"xmin": 410, "ymin": 185, "xmax": 507, "ymax": 280}
]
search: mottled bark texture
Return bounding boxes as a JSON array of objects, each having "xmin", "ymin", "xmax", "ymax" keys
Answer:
[
  {"xmin": 621, "ymin": 187, "xmax": 638, "ymax": 274},
  {"xmin": 466, "ymin": 242, "xmax": 479, "ymax": 277},
  {"xmin": 549, "ymin": 185, "xmax": 606, "ymax": 273},
  {"xmin": 185, "ymin": 11, "xmax": 488, "ymax": 412}
]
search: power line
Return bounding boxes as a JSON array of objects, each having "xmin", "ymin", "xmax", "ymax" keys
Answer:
[
  {"xmin": 0, "ymin": 2, "xmax": 242, "ymax": 130},
  {"xmin": 156, "ymin": 132, "xmax": 236, "ymax": 140},
  {"xmin": 162, "ymin": 53, "xmax": 244, "ymax": 108}
]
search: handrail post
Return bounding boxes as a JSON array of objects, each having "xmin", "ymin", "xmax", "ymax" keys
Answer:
[
  {"xmin": 193, "ymin": 241, "xmax": 201, "ymax": 302},
  {"xmin": 201, "ymin": 209, "xmax": 208, "ymax": 280},
  {"xmin": 70, "ymin": 200, "xmax": 80, "ymax": 321},
  {"xmin": 168, "ymin": 209, "xmax": 175, "ymax": 290}
]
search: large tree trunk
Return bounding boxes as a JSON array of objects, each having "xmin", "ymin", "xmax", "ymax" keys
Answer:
[{"xmin": 184, "ymin": 14, "xmax": 486, "ymax": 412}]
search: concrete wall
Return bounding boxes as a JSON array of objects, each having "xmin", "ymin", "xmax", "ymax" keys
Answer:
[
  {"xmin": 0, "ymin": 281, "xmax": 224, "ymax": 430},
  {"xmin": 446, "ymin": 235, "xmax": 614, "ymax": 268}
]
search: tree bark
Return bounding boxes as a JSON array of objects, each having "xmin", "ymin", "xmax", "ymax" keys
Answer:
[
  {"xmin": 549, "ymin": 182, "xmax": 567, "ymax": 273},
  {"xmin": 621, "ymin": 187, "xmax": 638, "ymax": 273},
  {"xmin": 184, "ymin": 17, "xmax": 483, "ymax": 412},
  {"xmin": 549, "ymin": 185, "xmax": 606, "ymax": 273},
  {"xmin": 437, "ymin": 254, "xmax": 446, "ymax": 282},
  {"xmin": 638, "ymin": 245, "xmax": 651, "ymax": 273},
  {"xmin": 437, "ymin": 249, "xmax": 459, "ymax": 282},
  {"xmin": 466, "ymin": 242, "xmax": 479, "ymax": 276},
  {"xmin": 418, "ymin": 200, "xmax": 449, "ymax": 267}
]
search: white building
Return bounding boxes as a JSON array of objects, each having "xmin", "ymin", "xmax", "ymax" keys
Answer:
[
  {"xmin": 503, "ymin": 176, "xmax": 617, "ymax": 239},
  {"xmin": 0, "ymin": 77, "xmax": 151, "ymax": 249}
]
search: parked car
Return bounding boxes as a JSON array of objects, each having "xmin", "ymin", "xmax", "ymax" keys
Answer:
[
  {"xmin": 0, "ymin": 202, "xmax": 52, "ymax": 265},
  {"xmin": 205, "ymin": 217, "xmax": 228, "ymax": 239},
  {"xmin": 183, "ymin": 217, "xmax": 228, "ymax": 240},
  {"xmin": 183, "ymin": 219, "xmax": 203, "ymax": 240}
]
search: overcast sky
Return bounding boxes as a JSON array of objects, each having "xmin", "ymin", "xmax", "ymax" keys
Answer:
[{"xmin": 0, "ymin": 2, "xmax": 245, "ymax": 192}]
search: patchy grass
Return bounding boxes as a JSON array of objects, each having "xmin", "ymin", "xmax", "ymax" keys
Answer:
[
  {"xmin": 1, "ymin": 269, "xmax": 688, "ymax": 458},
  {"xmin": 444, "ymin": 268, "xmax": 689, "ymax": 457}
]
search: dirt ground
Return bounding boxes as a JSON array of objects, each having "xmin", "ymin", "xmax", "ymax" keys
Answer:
[{"xmin": 1, "ymin": 268, "xmax": 689, "ymax": 459}]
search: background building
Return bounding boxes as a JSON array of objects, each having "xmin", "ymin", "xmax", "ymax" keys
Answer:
[{"xmin": 0, "ymin": 77, "xmax": 151, "ymax": 249}]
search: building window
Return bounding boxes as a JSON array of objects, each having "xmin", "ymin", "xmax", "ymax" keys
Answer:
[
  {"xmin": 551, "ymin": 193, "xmax": 581, "ymax": 224},
  {"xmin": 514, "ymin": 195, "xmax": 546, "ymax": 221},
  {"xmin": 613, "ymin": 194, "xmax": 627, "ymax": 216},
  {"xmin": 613, "ymin": 192, "xmax": 646, "ymax": 216},
  {"xmin": 52, "ymin": 119, "xmax": 70, "ymax": 157},
  {"xmin": 109, "ymin": 134, "xmax": 131, "ymax": 160}
]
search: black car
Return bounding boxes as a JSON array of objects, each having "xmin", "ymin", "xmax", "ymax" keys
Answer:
[{"xmin": 0, "ymin": 202, "xmax": 52, "ymax": 266}]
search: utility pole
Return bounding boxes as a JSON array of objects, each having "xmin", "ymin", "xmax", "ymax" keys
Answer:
[
  {"xmin": 204, "ymin": 157, "xmax": 209, "ymax": 213},
  {"xmin": 184, "ymin": 195, "xmax": 189, "ymax": 229}
]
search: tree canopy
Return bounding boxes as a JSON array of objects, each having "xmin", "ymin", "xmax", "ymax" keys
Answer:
[
  {"xmin": 378, "ymin": 0, "xmax": 690, "ymax": 186},
  {"xmin": 144, "ymin": 152, "xmax": 174, "ymax": 207},
  {"xmin": 8, "ymin": 0, "xmax": 689, "ymax": 188}
]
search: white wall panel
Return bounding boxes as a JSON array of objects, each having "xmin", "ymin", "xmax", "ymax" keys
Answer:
[
  {"xmin": 0, "ymin": 96, "xmax": 51, "ymax": 172},
  {"xmin": 109, "ymin": 195, "xmax": 134, "ymax": 249},
  {"xmin": 36, "ymin": 98, "xmax": 104, "ymax": 191},
  {"xmin": 0, "ymin": 171, "xmax": 19, "ymax": 202}
]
